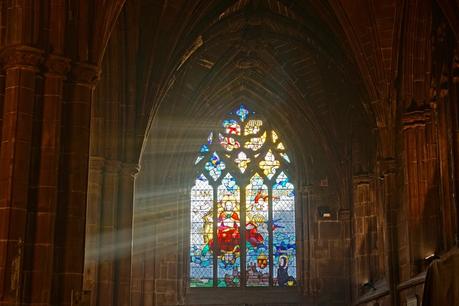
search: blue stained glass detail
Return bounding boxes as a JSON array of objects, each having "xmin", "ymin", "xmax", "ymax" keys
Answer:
[
  {"xmin": 272, "ymin": 172, "xmax": 296, "ymax": 287},
  {"xmin": 200, "ymin": 144, "xmax": 209, "ymax": 153},
  {"xmin": 235, "ymin": 105, "xmax": 250, "ymax": 122},
  {"xmin": 197, "ymin": 173, "xmax": 207, "ymax": 182},
  {"xmin": 205, "ymin": 152, "xmax": 226, "ymax": 181},
  {"xmin": 208, "ymin": 132, "xmax": 213, "ymax": 145}
]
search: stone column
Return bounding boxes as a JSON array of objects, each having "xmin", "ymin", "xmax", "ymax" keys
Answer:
[
  {"xmin": 97, "ymin": 160, "xmax": 121, "ymax": 305},
  {"xmin": 83, "ymin": 157, "xmax": 105, "ymax": 306},
  {"xmin": 452, "ymin": 50, "xmax": 459, "ymax": 243},
  {"xmin": 23, "ymin": 54, "xmax": 71, "ymax": 306},
  {"xmin": 377, "ymin": 157, "xmax": 398, "ymax": 305},
  {"xmin": 116, "ymin": 163, "xmax": 139, "ymax": 306},
  {"xmin": 401, "ymin": 109, "xmax": 440, "ymax": 279},
  {"xmin": 432, "ymin": 80, "xmax": 457, "ymax": 250},
  {"xmin": 52, "ymin": 63, "xmax": 99, "ymax": 306},
  {"xmin": 0, "ymin": 46, "xmax": 43, "ymax": 304}
]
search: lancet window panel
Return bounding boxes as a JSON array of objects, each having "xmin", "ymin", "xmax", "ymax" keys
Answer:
[{"xmin": 189, "ymin": 105, "xmax": 296, "ymax": 288}]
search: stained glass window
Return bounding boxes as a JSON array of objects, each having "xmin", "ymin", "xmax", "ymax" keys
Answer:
[{"xmin": 190, "ymin": 105, "xmax": 296, "ymax": 288}]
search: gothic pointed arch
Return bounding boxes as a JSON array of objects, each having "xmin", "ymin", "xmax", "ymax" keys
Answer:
[{"xmin": 189, "ymin": 105, "xmax": 297, "ymax": 288}]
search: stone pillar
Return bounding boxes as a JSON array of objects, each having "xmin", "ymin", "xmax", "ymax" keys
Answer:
[
  {"xmin": 96, "ymin": 160, "xmax": 121, "ymax": 305},
  {"xmin": 83, "ymin": 157, "xmax": 105, "ymax": 306},
  {"xmin": 452, "ymin": 50, "xmax": 459, "ymax": 244},
  {"xmin": 23, "ymin": 54, "xmax": 71, "ymax": 306},
  {"xmin": 401, "ymin": 109, "xmax": 440, "ymax": 279},
  {"xmin": 0, "ymin": 46, "xmax": 43, "ymax": 305},
  {"xmin": 432, "ymin": 79, "xmax": 457, "ymax": 250},
  {"xmin": 52, "ymin": 63, "xmax": 99, "ymax": 306},
  {"xmin": 377, "ymin": 157, "xmax": 398, "ymax": 305},
  {"xmin": 116, "ymin": 163, "xmax": 139, "ymax": 306}
]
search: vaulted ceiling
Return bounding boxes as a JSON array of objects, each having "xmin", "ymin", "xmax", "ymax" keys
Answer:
[
  {"xmin": 95, "ymin": 0, "xmax": 459, "ymax": 192},
  {"xmin": 131, "ymin": 0, "xmax": 376, "ymax": 191}
]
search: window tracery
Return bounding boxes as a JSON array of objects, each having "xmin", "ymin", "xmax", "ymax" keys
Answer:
[{"xmin": 190, "ymin": 105, "xmax": 296, "ymax": 288}]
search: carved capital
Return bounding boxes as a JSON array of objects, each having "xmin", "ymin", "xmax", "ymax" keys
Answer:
[
  {"xmin": 120, "ymin": 163, "xmax": 140, "ymax": 178},
  {"xmin": 1, "ymin": 46, "xmax": 44, "ymax": 70},
  {"xmin": 44, "ymin": 54, "xmax": 71, "ymax": 77},
  {"xmin": 401, "ymin": 108, "xmax": 431, "ymax": 130},
  {"xmin": 70, "ymin": 62, "xmax": 101, "ymax": 86}
]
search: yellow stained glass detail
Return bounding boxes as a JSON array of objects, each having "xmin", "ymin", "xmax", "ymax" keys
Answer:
[
  {"xmin": 244, "ymin": 120, "xmax": 263, "ymax": 135},
  {"xmin": 259, "ymin": 150, "xmax": 280, "ymax": 179},
  {"xmin": 245, "ymin": 131, "xmax": 266, "ymax": 151},
  {"xmin": 272, "ymin": 131, "xmax": 279, "ymax": 143},
  {"xmin": 235, "ymin": 151, "xmax": 251, "ymax": 173}
]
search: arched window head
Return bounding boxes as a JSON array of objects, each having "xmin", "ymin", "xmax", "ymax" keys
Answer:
[{"xmin": 190, "ymin": 105, "xmax": 296, "ymax": 288}]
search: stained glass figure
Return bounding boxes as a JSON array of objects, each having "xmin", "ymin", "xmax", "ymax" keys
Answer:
[
  {"xmin": 245, "ymin": 131, "xmax": 266, "ymax": 151},
  {"xmin": 200, "ymin": 144, "xmax": 209, "ymax": 153},
  {"xmin": 259, "ymin": 150, "xmax": 280, "ymax": 179},
  {"xmin": 244, "ymin": 120, "xmax": 263, "ymax": 136},
  {"xmin": 280, "ymin": 152, "xmax": 291, "ymax": 163},
  {"xmin": 223, "ymin": 119, "xmax": 241, "ymax": 135},
  {"xmin": 190, "ymin": 175, "xmax": 214, "ymax": 287},
  {"xmin": 205, "ymin": 152, "xmax": 226, "ymax": 181},
  {"xmin": 195, "ymin": 156, "xmax": 205, "ymax": 165},
  {"xmin": 277, "ymin": 142, "xmax": 285, "ymax": 150},
  {"xmin": 245, "ymin": 174, "xmax": 269, "ymax": 286},
  {"xmin": 190, "ymin": 105, "xmax": 296, "ymax": 289},
  {"xmin": 272, "ymin": 172, "xmax": 296, "ymax": 287},
  {"xmin": 208, "ymin": 132, "xmax": 213, "ymax": 145},
  {"xmin": 272, "ymin": 131, "xmax": 279, "ymax": 143},
  {"xmin": 217, "ymin": 174, "xmax": 241, "ymax": 287},
  {"xmin": 219, "ymin": 133, "xmax": 241, "ymax": 151},
  {"xmin": 235, "ymin": 105, "xmax": 250, "ymax": 122},
  {"xmin": 234, "ymin": 151, "xmax": 251, "ymax": 173}
]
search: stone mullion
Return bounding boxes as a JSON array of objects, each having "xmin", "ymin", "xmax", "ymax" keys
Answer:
[
  {"xmin": 115, "ymin": 163, "xmax": 139, "ymax": 306},
  {"xmin": 52, "ymin": 63, "xmax": 99, "ymax": 306},
  {"xmin": 83, "ymin": 157, "xmax": 105, "ymax": 306},
  {"xmin": 23, "ymin": 54, "xmax": 71, "ymax": 306},
  {"xmin": 0, "ymin": 46, "xmax": 42, "ymax": 304},
  {"xmin": 97, "ymin": 160, "xmax": 121, "ymax": 306}
]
